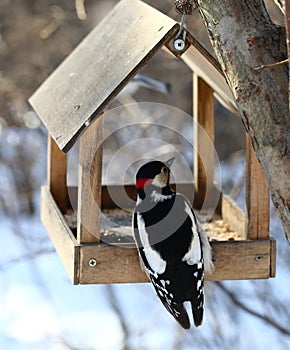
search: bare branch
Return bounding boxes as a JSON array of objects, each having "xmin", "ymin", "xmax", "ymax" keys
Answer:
[
  {"xmin": 216, "ymin": 282, "xmax": 290, "ymax": 337},
  {"xmin": 0, "ymin": 248, "xmax": 55, "ymax": 271},
  {"xmin": 254, "ymin": 58, "xmax": 289, "ymax": 70}
]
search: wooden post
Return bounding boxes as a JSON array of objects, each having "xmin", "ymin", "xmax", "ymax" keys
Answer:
[
  {"xmin": 47, "ymin": 135, "xmax": 68, "ymax": 213},
  {"xmin": 246, "ymin": 134, "xmax": 269, "ymax": 239},
  {"xmin": 193, "ymin": 74, "xmax": 215, "ymax": 207},
  {"xmin": 77, "ymin": 115, "xmax": 103, "ymax": 244}
]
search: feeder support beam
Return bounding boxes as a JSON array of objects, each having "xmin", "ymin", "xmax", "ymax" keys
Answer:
[
  {"xmin": 47, "ymin": 135, "xmax": 68, "ymax": 213},
  {"xmin": 77, "ymin": 115, "xmax": 103, "ymax": 244},
  {"xmin": 246, "ymin": 135, "xmax": 270, "ymax": 240},
  {"xmin": 193, "ymin": 74, "xmax": 215, "ymax": 208}
]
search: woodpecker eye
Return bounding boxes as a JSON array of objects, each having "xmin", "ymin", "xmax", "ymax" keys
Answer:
[{"xmin": 162, "ymin": 166, "xmax": 169, "ymax": 174}]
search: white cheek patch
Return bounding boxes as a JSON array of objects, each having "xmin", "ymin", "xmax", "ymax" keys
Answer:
[
  {"xmin": 137, "ymin": 213, "xmax": 166, "ymax": 274},
  {"xmin": 151, "ymin": 173, "xmax": 167, "ymax": 188},
  {"xmin": 182, "ymin": 202, "xmax": 202, "ymax": 265}
]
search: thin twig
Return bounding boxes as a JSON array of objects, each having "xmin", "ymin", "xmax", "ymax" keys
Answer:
[
  {"xmin": 216, "ymin": 282, "xmax": 290, "ymax": 337},
  {"xmin": 254, "ymin": 59, "xmax": 288, "ymax": 71},
  {"xmin": 0, "ymin": 248, "xmax": 55, "ymax": 271}
]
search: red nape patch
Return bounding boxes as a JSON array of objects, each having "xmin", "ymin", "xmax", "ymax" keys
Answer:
[{"xmin": 136, "ymin": 178, "xmax": 153, "ymax": 189}]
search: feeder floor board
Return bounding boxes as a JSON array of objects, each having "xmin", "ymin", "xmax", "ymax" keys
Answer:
[{"xmin": 41, "ymin": 186, "xmax": 276, "ymax": 284}]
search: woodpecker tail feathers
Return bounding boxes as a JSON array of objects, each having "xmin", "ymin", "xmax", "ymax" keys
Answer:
[
  {"xmin": 190, "ymin": 299, "xmax": 204, "ymax": 327},
  {"xmin": 169, "ymin": 302, "xmax": 190, "ymax": 329}
]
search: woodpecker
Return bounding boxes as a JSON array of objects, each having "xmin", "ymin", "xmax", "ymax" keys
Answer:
[{"xmin": 133, "ymin": 159, "xmax": 214, "ymax": 329}]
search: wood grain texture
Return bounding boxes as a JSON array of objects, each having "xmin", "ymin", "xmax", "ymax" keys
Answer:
[
  {"xmin": 77, "ymin": 116, "xmax": 103, "ymax": 244},
  {"xmin": 41, "ymin": 185, "xmax": 276, "ymax": 284},
  {"xmin": 183, "ymin": 34, "xmax": 237, "ymax": 114},
  {"xmin": 47, "ymin": 135, "xmax": 68, "ymax": 213},
  {"xmin": 29, "ymin": 0, "xmax": 178, "ymax": 152},
  {"xmin": 246, "ymin": 135, "xmax": 270, "ymax": 240},
  {"xmin": 193, "ymin": 74, "xmax": 215, "ymax": 208},
  {"xmin": 41, "ymin": 186, "xmax": 79, "ymax": 284},
  {"xmin": 270, "ymin": 237, "xmax": 276, "ymax": 277},
  {"xmin": 68, "ymin": 183, "xmax": 217, "ymax": 211},
  {"xmin": 78, "ymin": 239, "xmax": 275, "ymax": 284},
  {"xmin": 222, "ymin": 194, "xmax": 247, "ymax": 239},
  {"xmin": 100, "ymin": 183, "xmax": 195, "ymax": 210},
  {"xmin": 209, "ymin": 239, "xmax": 275, "ymax": 280}
]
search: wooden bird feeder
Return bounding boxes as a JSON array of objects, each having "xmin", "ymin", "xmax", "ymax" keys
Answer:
[{"xmin": 29, "ymin": 0, "xmax": 276, "ymax": 285}]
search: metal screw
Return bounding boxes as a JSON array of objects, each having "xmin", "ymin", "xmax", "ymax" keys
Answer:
[
  {"xmin": 255, "ymin": 254, "xmax": 264, "ymax": 262},
  {"xmin": 174, "ymin": 38, "xmax": 186, "ymax": 51},
  {"xmin": 88, "ymin": 258, "xmax": 97, "ymax": 267}
]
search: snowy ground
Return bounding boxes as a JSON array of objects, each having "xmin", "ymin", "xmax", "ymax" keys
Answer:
[{"xmin": 1, "ymin": 119, "xmax": 290, "ymax": 350}]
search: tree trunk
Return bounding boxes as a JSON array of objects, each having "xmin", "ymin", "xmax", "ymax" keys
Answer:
[
  {"xmin": 194, "ymin": 0, "xmax": 290, "ymax": 241},
  {"xmin": 286, "ymin": 0, "xmax": 290, "ymax": 111}
]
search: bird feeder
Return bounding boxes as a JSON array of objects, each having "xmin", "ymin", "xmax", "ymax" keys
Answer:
[{"xmin": 29, "ymin": 0, "xmax": 276, "ymax": 285}]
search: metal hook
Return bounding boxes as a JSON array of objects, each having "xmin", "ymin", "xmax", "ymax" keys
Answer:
[
  {"xmin": 175, "ymin": 12, "xmax": 187, "ymax": 39},
  {"xmin": 174, "ymin": 12, "xmax": 187, "ymax": 51}
]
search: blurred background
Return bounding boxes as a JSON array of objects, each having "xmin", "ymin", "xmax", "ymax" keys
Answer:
[{"xmin": 0, "ymin": 1, "xmax": 289, "ymax": 349}]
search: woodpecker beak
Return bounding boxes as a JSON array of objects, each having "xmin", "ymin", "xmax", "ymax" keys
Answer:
[{"xmin": 164, "ymin": 157, "xmax": 175, "ymax": 169}]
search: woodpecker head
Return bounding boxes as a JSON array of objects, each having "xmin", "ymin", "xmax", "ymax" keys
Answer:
[{"xmin": 135, "ymin": 158, "xmax": 174, "ymax": 195}]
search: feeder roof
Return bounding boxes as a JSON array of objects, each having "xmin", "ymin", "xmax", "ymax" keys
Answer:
[{"xmin": 29, "ymin": 0, "xmax": 236, "ymax": 152}]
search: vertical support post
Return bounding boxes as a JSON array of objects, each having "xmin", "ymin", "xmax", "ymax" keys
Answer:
[
  {"xmin": 47, "ymin": 135, "xmax": 68, "ymax": 213},
  {"xmin": 193, "ymin": 73, "xmax": 215, "ymax": 207},
  {"xmin": 246, "ymin": 134, "xmax": 269, "ymax": 239},
  {"xmin": 77, "ymin": 115, "xmax": 103, "ymax": 244}
]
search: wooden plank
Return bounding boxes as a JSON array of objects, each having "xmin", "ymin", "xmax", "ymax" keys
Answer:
[
  {"xmin": 193, "ymin": 74, "xmax": 215, "ymax": 208},
  {"xmin": 77, "ymin": 116, "xmax": 103, "ymax": 244},
  {"xmin": 29, "ymin": 0, "xmax": 178, "ymax": 152},
  {"xmin": 77, "ymin": 239, "xmax": 274, "ymax": 284},
  {"xmin": 182, "ymin": 34, "xmax": 237, "ymax": 114},
  {"xmin": 41, "ymin": 186, "xmax": 79, "ymax": 284},
  {"xmin": 79, "ymin": 244, "xmax": 147, "ymax": 284},
  {"xmin": 209, "ymin": 239, "xmax": 274, "ymax": 281},
  {"xmin": 270, "ymin": 237, "xmax": 276, "ymax": 278},
  {"xmin": 41, "ymin": 184, "xmax": 276, "ymax": 284},
  {"xmin": 100, "ymin": 183, "xmax": 195, "ymax": 210},
  {"xmin": 47, "ymin": 135, "xmax": 68, "ymax": 213},
  {"xmin": 68, "ymin": 183, "xmax": 196, "ymax": 210},
  {"xmin": 222, "ymin": 194, "xmax": 247, "ymax": 239},
  {"xmin": 246, "ymin": 135, "xmax": 270, "ymax": 239}
]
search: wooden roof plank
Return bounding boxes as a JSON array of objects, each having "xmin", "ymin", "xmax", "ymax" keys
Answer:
[
  {"xmin": 29, "ymin": 0, "xmax": 178, "ymax": 152},
  {"xmin": 182, "ymin": 33, "xmax": 238, "ymax": 113}
]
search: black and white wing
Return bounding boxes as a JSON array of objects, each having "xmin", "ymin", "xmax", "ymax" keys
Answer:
[
  {"xmin": 133, "ymin": 194, "xmax": 214, "ymax": 329},
  {"xmin": 133, "ymin": 210, "xmax": 191, "ymax": 329}
]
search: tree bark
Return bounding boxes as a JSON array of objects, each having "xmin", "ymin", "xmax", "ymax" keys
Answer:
[
  {"xmin": 194, "ymin": 0, "xmax": 290, "ymax": 241},
  {"xmin": 286, "ymin": 0, "xmax": 290, "ymax": 111}
]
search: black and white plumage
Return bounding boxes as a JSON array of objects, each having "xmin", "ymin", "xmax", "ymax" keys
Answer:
[{"xmin": 133, "ymin": 160, "xmax": 214, "ymax": 329}]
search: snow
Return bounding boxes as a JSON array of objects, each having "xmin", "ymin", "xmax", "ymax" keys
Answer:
[{"xmin": 1, "ymin": 122, "xmax": 290, "ymax": 350}]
